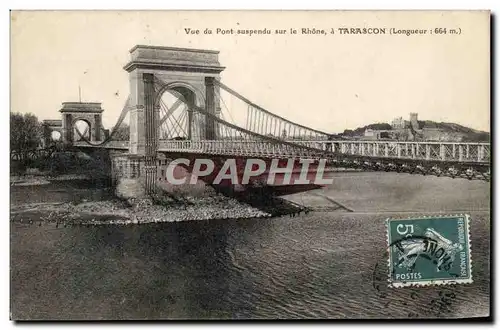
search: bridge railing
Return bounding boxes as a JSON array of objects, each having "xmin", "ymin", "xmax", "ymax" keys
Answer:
[
  {"xmin": 290, "ymin": 140, "xmax": 490, "ymax": 163},
  {"xmin": 158, "ymin": 140, "xmax": 322, "ymax": 158},
  {"xmin": 73, "ymin": 140, "xmax": 130, "ymax": 149},
  {"xmin": 73, "ymin": 139, "xmax": 489, "ymax": 164},
  {"xmin": 158, "ymin": 140, "xmax": 490, "ymax": 164}
]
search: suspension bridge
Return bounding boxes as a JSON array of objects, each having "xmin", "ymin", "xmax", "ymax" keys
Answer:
[{"xmin": 44, "ymin": 45, "xmax": 490, "ymax": 196}]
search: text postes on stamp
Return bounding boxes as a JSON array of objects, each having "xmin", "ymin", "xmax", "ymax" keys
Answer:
[{"xmin": 387, "ymin": 215, "xmax": 472, "ymax": 288}]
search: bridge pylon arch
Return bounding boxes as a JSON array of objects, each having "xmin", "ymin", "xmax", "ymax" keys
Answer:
[{"xmin": 155, "ymin": 81, "xmax": 206, "ymax": 141}]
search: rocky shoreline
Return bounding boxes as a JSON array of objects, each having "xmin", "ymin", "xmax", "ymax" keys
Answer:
[
  {"xmin": 10, "ymin": 173, "xmax": 310, "ymax": 225},
  {"xmin": 10, "ymin": 196, "xmax": 273, "ymax": 226}
]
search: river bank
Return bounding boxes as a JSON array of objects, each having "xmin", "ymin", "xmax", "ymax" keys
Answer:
[
  {"xmin": 10, "ymin": 174, "xmax": 279, "ymax": 225},
  {"xmin": 10, "ymin": 197, "xmax": 272, "ymax": 225},
  {"xmin": 10, "ymin": 173, "xmax": 92, "ymax": 186}
]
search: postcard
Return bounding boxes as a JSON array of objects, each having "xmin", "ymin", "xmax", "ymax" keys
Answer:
[{"xmin": 10, "ymin": 10, "xmax": 490, "ymax": 320}]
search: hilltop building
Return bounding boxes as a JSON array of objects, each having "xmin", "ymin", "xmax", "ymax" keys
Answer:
[
  {"xmin": 391, "ymin": 116, "xmax": 405, "ymax": 129},
  {"xmin": 364, "ymin": 113, "xmax": 463, "ymax": 141}
]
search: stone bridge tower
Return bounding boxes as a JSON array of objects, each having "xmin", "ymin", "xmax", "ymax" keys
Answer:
[
  {"xmin": 60, "ymin": 102, "xmax": 104, "ymax": 144},
  {"xmin": 115, "ymin": 45, "xmax": 225, "ymax": 196},
  {"xmin": 41, "ymin": 119, "xmax": 63, "ymax": 147},
  {"xmin": 124, "ymin": 45, "xmax": 225, "ymax": 156}
]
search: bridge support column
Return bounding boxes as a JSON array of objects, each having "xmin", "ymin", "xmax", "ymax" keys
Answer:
[
  {"xmin": 94, "ymin": 114, "xmax": 102, "ymax": 141},
  {"xmin": 143, "ymin": 73, "xmax": 158, "ymax": 194},
  {"xmin": 205, "ymin": 77, "xmax": 217, "ymax": 140},
  {"xmin": 62, "ymin": 113, "xmax": 73, "ymax": 145},
  {"xmin": 187, "ymin": 107, "xmax": 193, "ymax": 140},
  {"xmin": 124, "ymin": 71, "xmax": 159, "ymax": 196}
]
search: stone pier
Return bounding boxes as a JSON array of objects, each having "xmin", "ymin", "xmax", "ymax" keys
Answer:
[
  {"xmin": 111, "ymin": 153, "xmax": 147, "ymax": 199},
  {"xmin": 112, "ymin": 45, "xmax": 224, "ymax": 198}
]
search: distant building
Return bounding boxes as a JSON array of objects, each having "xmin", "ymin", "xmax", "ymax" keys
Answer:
[
  {"xmin": 364, "ymin": 128, "xmax": 377, "ymax": 138},
  {"xmin": 359, "ymin": 112, "xmax": 463, "ymax": 142},
  {"xmin": 409, "ymin": 112, "xmax": 419, "ymax": 130},
  {"xmin": 391, "ymin": 116, "xmax": 405, "ymax": 129},
  {"xmin": 364, "ymin": 128, "xmax": 391, "ymax": 140}
]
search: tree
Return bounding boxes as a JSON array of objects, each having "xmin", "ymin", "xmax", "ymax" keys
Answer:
[
  {"xmin": 10, "ymin": 112, "xmax": 42, "ymax": 164},
  {"xmin": 342, "ymin": 129, "xmax": 355, "ymax": 136},
  {"xmin": 342, "ymin": 123, "xmax": 392, "ymax": 137},
  {"xmin": 110, "ymin": 123, "xmax": 130, "ymax": 141}
]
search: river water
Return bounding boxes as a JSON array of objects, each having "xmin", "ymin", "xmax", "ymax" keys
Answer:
[{"xmin": 10, "ymin": 172, "xmax": 490, "ymax": 320}]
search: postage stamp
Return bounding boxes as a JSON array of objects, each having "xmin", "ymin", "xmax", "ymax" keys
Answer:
[{"xmin": 387, "ymin": 214, "xmax": 472, "ymax": 288}]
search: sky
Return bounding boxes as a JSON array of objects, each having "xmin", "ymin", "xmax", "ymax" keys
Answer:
[{"xmin": 10, "ymin": 10, "xmax": 490, "ymax": 134}]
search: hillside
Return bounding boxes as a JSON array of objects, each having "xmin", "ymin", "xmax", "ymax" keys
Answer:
[
  {"xmin": 341, "ymin": 123, "xmax": 392, "ymax": 137},
  {"xmin": 341, "ymin": 121, "xmax": 490, "ymax": 142}
]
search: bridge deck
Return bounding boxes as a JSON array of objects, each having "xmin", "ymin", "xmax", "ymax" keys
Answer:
[{"xmin": 73, "ymin": 140, "xmax": 490, "ymax": 164}]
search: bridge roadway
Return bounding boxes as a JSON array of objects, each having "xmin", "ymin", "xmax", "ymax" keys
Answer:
[
  {"xmin": 71, "ymin": 139, "xmax": 491, "ymax": 181},
  {"xmin": 73, "ymin": 139, "xmax": 490, "ymax": 165}
]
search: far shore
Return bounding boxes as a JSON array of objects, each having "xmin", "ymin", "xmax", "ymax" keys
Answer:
[
  {"xmin": 10, "ymin": 173, "xmax": 93, "ymax": 186},
  {"xmin": 10, "ymin": 166, "xmax": 361, "ymax": 186}
]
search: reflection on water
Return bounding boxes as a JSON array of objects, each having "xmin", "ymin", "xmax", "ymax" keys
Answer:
[
  {"xmin": 11, "ymin": 211, "xmax": 490, "ymax": 320},
  {"xmin": 10, "ymin": 174, "xmax": 490, "ymax": 320}
]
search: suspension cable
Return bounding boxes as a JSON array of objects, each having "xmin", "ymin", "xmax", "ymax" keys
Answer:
[
  {"xmin": 158, "ymin": 98, "xmax": 184, "ymax": 127},
  {"xmin": 74, "ymin": 96, "xmax": 132, "ymax": 146},
  {"xmin": 188, "ymin": 104, "xmax": 333, "ymax": 154},
  {"xmin": 161, "ymin": 98, "xmax": 187, "ymax": 137},
  {"xmin": 216, "ymin": 89, "xmax": 244, "ymax": 139},
  {"xmin": 215, "ymin": 80, "xmax": 333, "ymax": 138}
]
